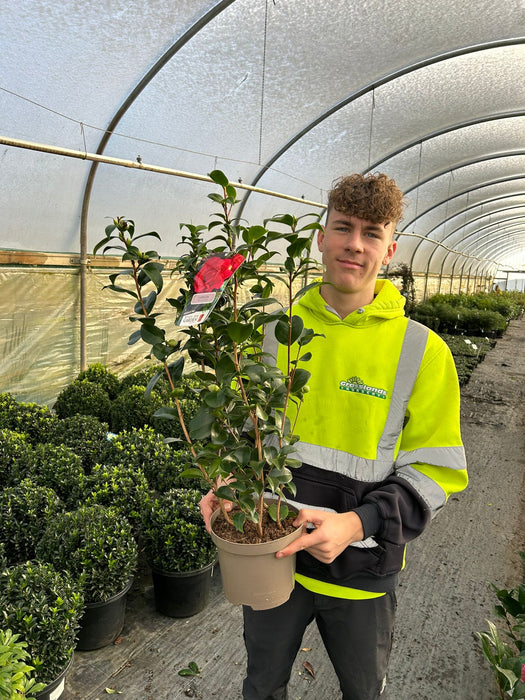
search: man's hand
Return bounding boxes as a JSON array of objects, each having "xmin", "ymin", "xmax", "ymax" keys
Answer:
[
  {"xmin": 199, "ymin": 490, "xmax": 232, "ymax": 533},
  {"xmin": 276, "ymin": 509, "xmax": 365, "ymax": 564}
]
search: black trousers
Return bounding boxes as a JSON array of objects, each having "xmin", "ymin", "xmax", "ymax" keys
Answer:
[{"xmin": 242, "ymin": 582, "xmax": 396, "ymax": 700}]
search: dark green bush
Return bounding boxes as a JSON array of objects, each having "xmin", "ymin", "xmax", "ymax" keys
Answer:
[
  {"xmin": 409, "ymin": 303, "xmax": 440, "ymax": 331},
  {"xmin": 53, "ymin": 379, "xmax": 112, "ymax": 423},
  {"xmin": 0, "ymin": 542, "xmax": 7, "ymax": 571},
  {"xmin": 85, "ymin": 462, "xmax": 150, "ymax": 535},
  {"xmin": 47, "ymin": 413, "xmax": 109, "ymax": 473},
  {"xmin": 26, "ymin": 443, "xmax": 85, "ymax": 509},
  {"xmin": 77, "ymin": 362, "xmax": 120, "ymax": 399},
  {"xmin": 103, "ymin": 426, "xmax": 199, "ymax": 492},
  {"xmin": 0, "ymin": 393, "xmax": 58, "ymax": 445},
  {"xmin": 0, "ymin": 429, "xmax": 33, "ymax": 488},
  {"xmin": 109, "ymin": 384, "xmax": 164, "ymax": 433},
  {"xmin": 118, "ymin": 365, "xmax": 172, "ymax": 400},
  {"xmin": 0, "ymin": 628, "xmax": 46, "ymax": 699},
  {"xmin": 0, "ymin": 561, "xmax": 83, "ymax": 685},
  {"xmin": 141, "ymin": 488, "xmax": 216, "ymax": 572},
  {"xmin": 0, "ymin": 479, "xmax": 63, "ymax": 566},
  {"xmin": 36, "ymin": 504, "xmax": 138, "ymax": 603}
]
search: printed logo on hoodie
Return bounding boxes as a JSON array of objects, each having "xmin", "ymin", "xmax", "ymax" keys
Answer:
[{"xmin": 339, "ymin": 376, "xmax": 387, "ymax": 400}]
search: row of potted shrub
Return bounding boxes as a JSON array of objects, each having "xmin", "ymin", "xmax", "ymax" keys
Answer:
[
  {"xmin": 409, "ymin": 290, "xmax": 524, "ymax": 337},
  {"xmin": 0, "ymin": 382, "xmax": 217, "ymax": 698}
]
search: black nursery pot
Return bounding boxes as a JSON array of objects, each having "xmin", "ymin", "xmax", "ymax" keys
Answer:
[
  {"xmin": 34, "ymin": 656, "xmax": 73, "ymax": 700},
  {"xmin": 76, "ymin": 579, "xmax": 133, "ymax": 651},
  {"xmin": 151, "ymin": 562, "xmax": 214, "ymax": 618}
]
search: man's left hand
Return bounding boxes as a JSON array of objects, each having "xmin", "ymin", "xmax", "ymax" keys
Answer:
[{"xmin": 276, "ymin": 509, "xmax": 365, "ymax": 564}]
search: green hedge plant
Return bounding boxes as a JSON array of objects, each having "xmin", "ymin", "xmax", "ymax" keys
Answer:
[
  {"xmin": 141, "ymin": 488, "xmax": 217, "ymax": 572},
  {"xmin": 76, "ymin": 363, "xmax": 120, "ymax": 399},
  {"xmin": 26, "ymin": 443, "xmax": 85, "ymax": 510},
  {"xmin": 103, "ymin": 427, "xmax": 200, "ymax": 492},
  {"xmin": 85, "ymin": 462, "xmax": 150, "ymax": 535},
  {"xmin": 0, "ymin": 561, "xmax": 83, "ymax": 686},
  {"xmin": 0, "ymin": 479, "xmax": 63, "ymax": 566},
  {"xmin": 0, "ymin": 394, "xmax": 57, "ymax": 446},
  {"xmin": 47, "ymin": 414, "xmax": 109, "ymax": 473},
  {"xmin": 36, "ymin": 504, "xmax": 138, "ymax": 604},
  {"xmin": 53, "ymin": 379, "xmax": 112, "ymax": 423},
  {"xmin": 0, "ymin": 430, "xmax": 33, "ymax": 488}
]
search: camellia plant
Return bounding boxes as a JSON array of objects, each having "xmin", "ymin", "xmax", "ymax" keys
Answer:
[{"xmin": 94, "ymin": 170, "xmax": 322, "ymax": 541}]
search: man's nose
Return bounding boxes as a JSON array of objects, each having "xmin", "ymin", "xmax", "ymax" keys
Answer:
[{"xmin": 344, "ymin": 231, "xmax": 364, "ymax": 252}]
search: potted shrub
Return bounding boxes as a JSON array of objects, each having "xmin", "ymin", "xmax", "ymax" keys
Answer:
[
  {"xmin": 0, "ymin": 429, "xmax": 34, "ymax": 488},
  {"xmin": 85, "ymin": 462, "xmax": 150, "ymax": 535},
  {"xmin": 0, "ymin": 393, "xmax": 57, "ymax": 446},
  {"xmin": 0, "ymin": 479, "xmax": 63, "ymax": 567},
  {"xmin": 94, "ymin": 170, "xmax": 322, "ymax": 609},
  {"xmin": 25, "ymin": 443, "xmax": 85, "ymax": 510},
  {"xmin": 47, "ymin": 414, "xmax": 109, "ymax": 474},
  {"xmin": 35, "ymin": 504, "xmax": 138, "ymax": 650},
  {"xmin": 0, "ymin": 561, "xmax": 84, "ymax": 699},
  {"xmin": 53, "ymin": 380, "xmax": 112, "ymax": 424},
  {"xmin": 103, "ymin": 426, "xmax": 199, "ymax": 493},
  {"xmin": 141, "ymin": 487, "xmax": 217, "ymax": 617}
]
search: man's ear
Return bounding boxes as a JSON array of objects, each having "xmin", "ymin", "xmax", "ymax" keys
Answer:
[
  {"xmin": 317, "ymin": 226, "xmax": 325, "ymax": 252},
  {"xmin": 382, "ymin": 240, "xmax": 397, "ymax": 265}
]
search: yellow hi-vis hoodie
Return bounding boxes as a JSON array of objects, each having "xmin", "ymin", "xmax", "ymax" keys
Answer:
[{"xmin": 269, "ymin": 279, "xmax": 468, "ymax": 596}]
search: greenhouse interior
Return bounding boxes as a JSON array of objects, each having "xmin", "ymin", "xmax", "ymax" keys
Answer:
[{"xmin": 1, "ymin": 1, "xmax": 524, "ymax": 700}]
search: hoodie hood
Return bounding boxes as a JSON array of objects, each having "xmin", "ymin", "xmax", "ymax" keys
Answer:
[{"xmin": 297, "ymin": 278, "xmax": 406, "ymax": 326}]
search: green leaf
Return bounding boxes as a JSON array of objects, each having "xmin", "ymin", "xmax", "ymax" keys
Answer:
[
  {"xmin": 153, "ymin": 407, "xmax": 179, "ymax": 420},
  {"xmin": 166, "ymin": 357, "xmax": 185, "ymax": 384},
  {"xmin": 292, "ymin": 281, "xmax": 323, "ymax": 303},
  {"xmin": 105, "ymin": 689, "xmax": 123, "ymax": 695},
  {"xmin": 127, "ymin": 329, "xmax": 142, "ymax": 345},
  {"xmin": 204, "ymin": 389, "xmax": 226, "ymax": 408},
  {"xmin": 243, "ymin": 225, "xmax": 267, "ymax": 243},
  {"xmin": 180, "ymin": 468, "xmax": 204, "ymax": 479},
  {"xmin": 209, "ymin": 170, "xmax": 229, "ymax": 187},
  {"xmin": 142, "ymin": 262, "xmax": 164, "ymax": 292},
  {"xmin": 274, "ymin": 316, "xmax": 290, "ymax": 344},
  {"xmin": 290, "ymin": 368, "xmax": 311, "ymax": 393},
  {"xmin": 226, "ymin": 322, "xmax": 253, "ymax": 343},
  {"xmin": 144, "ymin": 370, "xmax": 165, "ymax": 399},
  {"xmin": 215, "ymin": 355, "xmax": 236, "ymax": 383},
  {"xmin": 135, "ymin": 290, "xmax": 157, "ymax": 315},
  {"xmin": 232, "ymin": 511, "xmax": 246, "ymax": 532},
  {"xmin": 215, "ymin": 485, "xmax": 236, "ymax": 501},
  {"xmin": 140, "ymin": 323, "xmax": 165, "ymax": 346},
  {"xmin": 190, "ymin": 410, "xmax": 215, "ymax": 440}
]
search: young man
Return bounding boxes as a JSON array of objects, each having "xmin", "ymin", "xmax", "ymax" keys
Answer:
[{"xmin": 201, "ymin": 173, "xmax": 468, "ymax": 700}]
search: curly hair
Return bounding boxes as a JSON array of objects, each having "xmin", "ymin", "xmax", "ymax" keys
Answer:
[{"xmin": 327, "ymin": 173, "xmax": 405, "ymax": 224}]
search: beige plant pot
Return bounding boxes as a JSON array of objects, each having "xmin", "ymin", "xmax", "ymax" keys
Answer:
[{"xmin": 210, "ymin": 508, "xmax": 303, "ymax": 610}]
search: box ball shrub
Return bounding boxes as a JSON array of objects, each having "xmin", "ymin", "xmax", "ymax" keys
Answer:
[
  {"xmin": 0, "ymin": 561, "xmax": 83, "ymax": 686},
  {"xmin": 0, "ymin": 429, "xmax": 34, "ymax": 488},
  {"xmin": 0, "ymin": 479, "xmax": 63, "ymax": 566},
  {"xmin": 85, "ymin": 463, "xmax": 150, "ymax": 535},
  {"xmin": 36, "ymin": 504, "xmax": 138, "ymax": 604},
  {"xmin": 53, "ymin": 379, "xmax": 112, "ymax": 423},
  {"xmin": 47, "ymin": 413, "xmax": 110, "ymax": 473},
  {"xmin": 76, "ymin": 362, "xmax": 120, "ymax": 399},
  {"xmin": 0, "ymin": 394, "xmax": 58, "ymax": 445},
  {"xmin": 141, "ymin": 488, "xmax": 217, "ymax": 573},
  {"xmin": 26, "ymin": 443, "xmax": 86, "ymax": 510},
  {"xmin": 103, "ymin": 426, "xmax": 199, "ymax": 492},
  {"xmin": 109, "ymin": 384, "xmax": 164, "ymax": 433}
]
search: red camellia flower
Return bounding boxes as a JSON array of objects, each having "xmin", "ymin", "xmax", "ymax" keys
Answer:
[
  {"xmin": 193, "ymin": 253, "xmax": 245, "ymax": 293},
  {"xmin": 521, "ymin": 663, "xmax": 525, "ymax": 683}
]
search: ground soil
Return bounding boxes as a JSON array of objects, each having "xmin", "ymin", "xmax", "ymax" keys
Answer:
[
  {"xmin": 212, "ymin": 503, "xmax": 298, "ymax": 544},
  {"xmin": 63, "ymin": 318, "xmax": 525, "ymax": 700}
]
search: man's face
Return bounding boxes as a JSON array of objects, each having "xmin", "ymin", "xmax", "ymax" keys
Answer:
[{"xmin": 317, "ymin": 210, "xmax": 397, "ymax": 297}]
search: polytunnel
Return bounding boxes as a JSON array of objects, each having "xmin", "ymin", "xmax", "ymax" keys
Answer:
[{"xmin": 1, "ymin": 0, "xmax": 525, "ymax": 405}]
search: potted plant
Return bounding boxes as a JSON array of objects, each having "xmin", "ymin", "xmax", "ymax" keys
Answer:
[
  {"xmin": 0, "ymin": 429, "xmax": 34, "ymax": 488},
  {"xmin": 47, "ymin": 413, "xmax": 109, "ymax": 474},
  {"xmin": 0, "ymin": 561, "xmax": 84, "ymax": 699},
  {"xmin": 25, "ymin": 443, "xmax": 85, "ymax": 511},
  {"xmin": 103, "ymin": 426, "xmax": 199, "ymax": 493},
  {"xmin": 85, "ymin": 462, "xmax": 150, "ymax": 536},
  {"xmin": 94, "ymin": 170, "xmax": 322, "ymax": 609},
  {"xmin": 35, "ymin": 504, "xmax": 138, "ymax": 650},
  {"xmin": 0, "ymin": 479, "xmax": 63, "ymax": 567},
  {"xmin": 141, "ymin": 487, "xmax": 217, "ymax": 617},
  {"xmin": 0, "ymin": 393, "xmax": 57, "ymax": 446}
]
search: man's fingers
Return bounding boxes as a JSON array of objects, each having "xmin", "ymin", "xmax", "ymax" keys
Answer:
[{"xmin": 276, "ymin": 530, "xmax": 318, "ymax": 559}]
